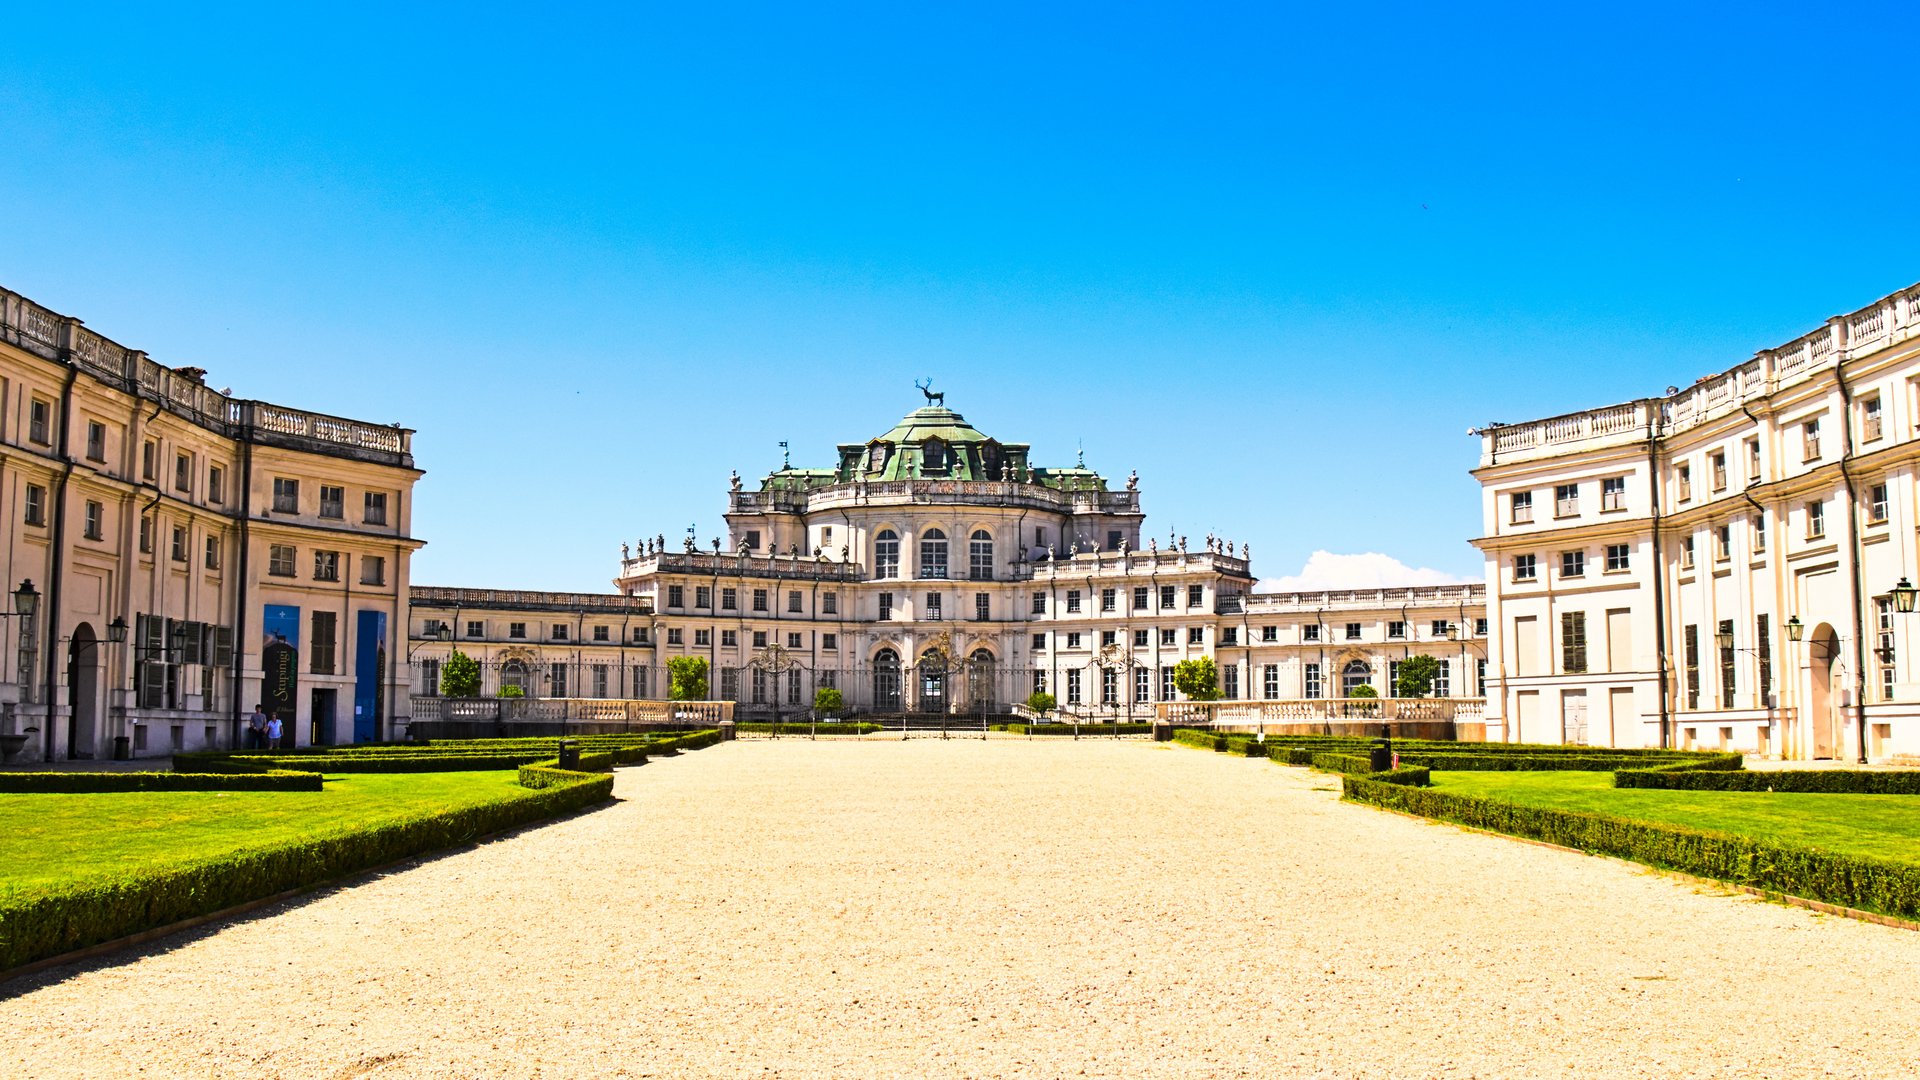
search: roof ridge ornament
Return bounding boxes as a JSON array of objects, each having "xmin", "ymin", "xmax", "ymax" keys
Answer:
[{"xmin": 914, "ymin": 378, "xmax": 945, "ymax": 407}]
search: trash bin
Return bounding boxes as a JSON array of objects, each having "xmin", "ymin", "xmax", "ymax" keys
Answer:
[
  {"xmin": 1151, "ymin": 720, "xmax": 1173, "ymax": 742},
  {"xmin": 113, "ymin": 735, "xmax": 131, "ymax": 761},
  {"xmin": 717, "ymin": 720, "xmax": 737, "ymax": 741},
  {"xmin": 1369, "ymin": 740, "xmax": 1392, "ymax": 773},
  {"xmin": 557, "ymin": 739, "xmax": 580, "ymax": 770}
]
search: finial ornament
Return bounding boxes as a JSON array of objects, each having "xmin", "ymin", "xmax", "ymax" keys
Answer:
[
  {"xmin": 1127, "ymin": 470, "xmax": 1138, "ymax": 491},
  {"xmin": 1241, "ymin": 543, "xmax": 1249, "ymax": 559},
  {"xmin": 914, "ymin": 378, "xmax": 945, "ymax": 407},
  {"xmin": 730, "ymin": 470, "xmax": 742, "ymax": 491},
  {"xmin": 1149, "ymin": 537, "xmax": 1158, "ymax": 554}
]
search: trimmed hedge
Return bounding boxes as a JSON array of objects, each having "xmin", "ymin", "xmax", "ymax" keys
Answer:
[
  {"xmin": 1343, "ymin": 774, "xmax": 1920, "ymax": 918},
  {"xmin": 1393, "ymin": 751, "xmax": 1741, "ymax": 773},
  {"xmin": 1310, "ymin": 752, "xmax": 1380, "ymax": 775},
  {"xmin": 1004, "ymin": 722, "xmax": 1158, "ymax": 736},
  {"xmin": 176, "ymin": 752, "xmax": 553, "ymax": 774},
  {"xmin": 0, "ymin": 770, "xmax": 614, "ymax": 972},
  {"xmin": 0, "ymin": 770, "xmax": 322, "ymax": 794},
  {"xmin": 735, "ymin": 722, "xmax": 884, "ymax": 735},
  {"xmin": 1616, "ymin": 768, "xmax": 1920, "ymax": 794}
]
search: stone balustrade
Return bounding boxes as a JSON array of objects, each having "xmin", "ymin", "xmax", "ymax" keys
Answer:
[
  {"xmin": 730, "ymin": 479, "xmax": 1141, "ymax": 517},
  {"xmin": 410, "ymin": 586, "xmax": 656, "ymax": 614},
  {"xmin": 1157, "ymin": 698, "xmax": 1487, "ymax": 726}
]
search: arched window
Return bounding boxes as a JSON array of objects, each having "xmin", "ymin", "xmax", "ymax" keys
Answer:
[
  {"xmin": 501, "ymin": 660, "xmax": 530, "ymax": 694},
  {"xmin": 919, "ymin": 529, "xmax": 948, "ymax": 579},
  {"xmin": 967, "ymin": 648, "xmax": 995, "ymax": 707},
  {"xmin": 873, "ymin": 649, "xmax": 901, "ymax": 711},
  {"xmin": 968, "ymin": 529, "xmax": 993, "ymax": 581},
  {"xmin": 1341, "ymin": 660, "xmax": 1372, "ymax": 697},
  {"xmin": 874, "ymin": 529, "xmax": 899, "ymax": 579}
]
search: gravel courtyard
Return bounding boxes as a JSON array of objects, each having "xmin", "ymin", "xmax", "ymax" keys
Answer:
[{"xmin": 6, "ymin": 739, "xmax": 1920, "ymax": 1078}]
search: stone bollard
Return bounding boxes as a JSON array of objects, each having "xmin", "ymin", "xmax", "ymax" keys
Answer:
[
  {"xmin": 718, "ymin": 720, "xmax": 736, "ymax": 742},
  {"xmin": 1152, "ymin": 720, "xmax": 1173, "ymax": 743}
]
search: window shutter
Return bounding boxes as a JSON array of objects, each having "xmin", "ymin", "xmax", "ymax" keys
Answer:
[{"xmin": 212, "ymin": 626, "xmax": 236, "ymax": 668}]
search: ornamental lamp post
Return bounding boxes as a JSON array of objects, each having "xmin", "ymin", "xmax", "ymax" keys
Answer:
[
  {"xmin": 1785, "ymin": 616, "xmax": 1804, "ymax": 643},
  {"xmin": 1891, "ymin": 577, "xmax": 1918, "ymax": 615}
]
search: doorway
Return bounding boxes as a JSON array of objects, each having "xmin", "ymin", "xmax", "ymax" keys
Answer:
[
  {"xmin": 66, "ymin": 623, "xmax": 100, "ymax": 759},
  {"xmin": 311, "ymin": 688, "xmax": 338, "ymax": 746},
  {"xmin": 1808, "ymin": 624, "xmax": 1839, "ymax": 759}
]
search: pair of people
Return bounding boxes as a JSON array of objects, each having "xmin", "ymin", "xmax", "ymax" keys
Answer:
[{"xmin": 246, "ymin": 706, "xmax": 284, "ymax": 750}]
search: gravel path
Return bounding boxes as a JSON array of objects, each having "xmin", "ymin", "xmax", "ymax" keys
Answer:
[{"xmin": 5, "ymin": 739, "xmax": 1920, "ymax": 1078}]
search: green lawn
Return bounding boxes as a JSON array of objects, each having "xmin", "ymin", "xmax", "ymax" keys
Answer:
[
  {"xmin": 1431, "ymin": 771, "xmax": 1920, "ymax": 865},
  {"xmin": 0, "ymin": 771, "xmax": 547, "ymax": 892}
]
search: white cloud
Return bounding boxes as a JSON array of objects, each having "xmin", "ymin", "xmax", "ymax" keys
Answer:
[{"xmin": 1255, "ymin": 551, "xmax": 1475, "ymax": 593}]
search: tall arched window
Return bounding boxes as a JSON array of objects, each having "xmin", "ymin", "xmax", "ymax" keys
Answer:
[
  {"xmin": 874, "ymin": 529, "xmax": 899, "ymax": 579},
  {"xmin": 969, "ymin": 529, "xmax": 994, "ymax": 581},
  {"xmin": 919, "ymin": 529, "xmax": 948, "ymax": 579},
  {"xmin": 501, "ymin": 660, "xmax": 529, "ymax": 695},
  {"xmin": 1341, "ymin": 660, "xmax": 1372, "ymax": 697},
  {"xmin": 873, "ymin": 649, "xmax": 901, "ymax": 711}
]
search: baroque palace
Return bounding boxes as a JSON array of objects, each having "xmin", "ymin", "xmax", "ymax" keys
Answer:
[
  {"xmin": 0, "ymin": 287, "xmax": 421, "ymax": 763},
  {"xmin": 1475, "ymin": 280, "xmax": 1920, "ymax": 762},
  {"xmin": 406, "ymin": 402, "xmax": 1488, "ymax": 730}
]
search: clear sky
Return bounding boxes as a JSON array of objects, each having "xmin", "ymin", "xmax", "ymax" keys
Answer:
[{"xmin": 4, "ymin": 3, "xmax": 1916, "ymax": 593}]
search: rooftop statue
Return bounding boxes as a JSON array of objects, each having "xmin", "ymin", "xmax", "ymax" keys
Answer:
[
  {"xmin": 1127, "ymin": 470, "xmax": 1138, "ymax": 491},
  {"xmin": 914, "ymin": 377, "xmax": 945, "ymax": 407}
]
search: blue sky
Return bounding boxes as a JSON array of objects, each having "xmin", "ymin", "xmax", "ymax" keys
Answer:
[{"xmin": 4, "ymin": 3, "xmax": 1916, "ymax": 592}]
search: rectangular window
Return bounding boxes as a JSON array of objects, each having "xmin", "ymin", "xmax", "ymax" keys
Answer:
[
  {"xmin": 1878, "ymin": 599, "xmax": 1897, "ymax": 701},
  {"xmin": 208, "ymin": 465, "xmax": 225, "ymax": 504},
  {"xmin": 1187, "ymin": 585, "xmax": 1204, "ymax": 608},
  {"xmin": 206, "ymin": 536, "xmax": 222, "ymax": 571},
  {"xmin": 1757, "ymin": 613, "xmax": 1771, "ymax": 699},
  {"xmin": 926, "ymin": 592, "xmax": 943, "ymax": 619},
  {"xmin": 1562, "ymin": 611, "xmax": 1587, "ymax": 674},
  {"xmin": 1510, "ymin": 491, "xmax": 1533, "ymax": 524},
  {"xmin": 23, "ymin": 484, "xmax": 46, "ymax": 527},
  {"xmin": 1065, "ymin": 668, "xmax": 1082, "ymax": 705},
  {"xmin": 1475, "ymin": 618, "xmax": 1488, "ymax": 636},
  {"xmin": 28, "ymin": 399, "xmax": 50, "ymax": 444},
  {"xmin": 1189, "ymin": 627, "xmax": 1205, "ymax": 645},
  {"xmin": 1033, "ymin": 669, "xmax": 1048, "ymax": 695},
  {"xmin": 1345, "ymin": 623, "xmax": 1362, "ymax": 640},
  {"xmin": 1107, "ymin": 530, "xmax": 1123, "ymax": 552},
  {"xmin": 593, "ymin": 625, "xmax": 610, "ymax": 642},
  {"xmin": 268, "ymin": 544, "xmax": 296, "ymax": 576},
  {"xmin": 1222, "ymin": 665, "xmax": 1239, "ymax": 700},
  {"xmin": 1605, "ymin": 543, "xmax": 1630, "ymax": 572},
  {"xmin": 1513, "ymin": 554, "xmax": 1536, "ymax": 581},
  {"xmin": 822, "ymin": 591, "xmax": 837, "ymax": 615},
  {"xmin": 550, "ymin": 664, "xmax": 569, "ymax": 698},
  {"xmin": 1033, "ymin": 633, "xmax": 1048, "ymax": 651},
  {"xmin": 1680, "ymin": 536, "xmax": 1695, "ymax": 569},
  {"xmin": 1433, "ymin": 660, "xmax": 1450, "ymax": 697},
  {"xmin": 1031, "ymin": 591, "xmax": 1046, "ymax": 615},
  {"xmin": 1753, "ymin": 511, "xmax": 1767, "ymax": 554},
  {"xmin": 823, "ymin": 633, "xmax": 838, "ymax": 650},
  {"xmin": 1807, "ymin": 500, "xmax": 1826, "ymax": 539},
  {"xmin": 83, "ymin": 500, "xmax": 103, "ymax": 540},
  {"xmin": 1133, "ymin": 629, "xmax": 1149, "ymax": 647},
  {"xmin": 720, "ymin": 588, "xmax": 737, "ymax": 611},
  {"xmin": 1066, "ymin": 590, "xmax": 1082, "ymax": 614},
  {"xmin": 1475, "ymin": 658, "xmax": 1487, "ymax": 696},
  {"xmin": 359, "ymin": 555, "xmax": 384, "ymax": 585},
  {"xmin": 1601, "ymin": 476, "xmax": 1626, "ymax": 511},
  {"xmin": 1304, "ymin": 663, "xmax": 1323, "ymax": 699},
  {"xmin": 633, "ymin": 666, "xmax": 650, "ymax": 698},
  {"xmin": 1100, "ymin": 588, "xmax": 1116, "ymax": 612},
  {"xmin": 313, "ymin": 550, "xmax": 340, "ymax": 581},
  {"xmin": 1719, "ymin": 618, "xmax": 1737, "ymax": 707},
  {"xmin": 1160, "ymin": 665, "xmax": 1176, "ymax": 701},
  {"xmin": 461, "ymin": 620, "xmax": 482, "ymax": 638},
  {"xmin": 1160, "ymin": 628, "xmax": 1176, "ymax": 646},
  {"xmin": 788, "ymin": 590, "xmax": 803, "ymax": 613},
  {"xmin": 920, "ymin": 534, "xmax": 947, "ymax": 579},
  {"xmin": 1802, "ymin": 418, "xmax": 1821, "ymax": 461},
  {"xmin": 272, "ymin": 478, "xmax": 299, "ymax": 513},
  {"xmin": 1388, "ymin": 621, "xmax": 1407, "ymax": 639},
  {"xmin": 1710, "ymin": 451, "xmax": 1727, "ymax": 492},
  {"xmin": 1133, "ymin": 587, "xmax": 1149, "ymax": 610},
  {"xmin": 1135, "ymin": 666, "xmax": 1151, "ymax": 704},
  {"xmin": 691, "ymin": 586, "xmax": 710, "ymax": 609},
  {"xmin": 667, "ymin": 585, "xmax": 684, "ymax": 608},
  {"xmin": 1870, "ymin": 483, "xmax": 1889, "ymax": 525},
  {"xmin": 1264, "ymin": 625, "xmax": 1280, "ymax": 642},
  {"xmin": 752, "ymin": 630, "xmax": 767, "ymax": 648},
  {"xmin": 420, "ymin": 658, "xmax": 441, "ymax": 696},
  {"xmin": 175, "ymin": 453, "xmax": 193, "ymax": 493},
  {"xmin": 721, "ymin": 630, "xmax": 737, "ymax": 647},
  {"xmin": 1864, "ymin": 395, "xmax": 1885, "ymax": 442},
  {"xmin": 975, "ymin": 593, "xmax": 989, "ymax": 621},
  {"xmin": 1302, "ymin": 624, "xmax": 1321, "ymax": 642},
  {"xmin": 1715, "ymin": 524, "xmax": 1732, "ymax": 562},
  {"xmin": 879, "ymin": 592, "xmax": 893, "ymax": 620},
  {"xmin": 592, "ymin": 665, "xmax": 609, "ymax": 699},
  {"xmin": 1263, "ymin": 664, "xmax": 1280, "ymax": 700},
  {"xmin": 1676, "ymin": 463, "xmax": 1692, "ymax": 502},
  {"xmin": 1219, "ymin": 627, "xmax": 1236, "ymax": 646},
  {"xmin": 311, "ymin": 611, "xmax": 338, "ymax": 675},
  {"xmin": 1066, "ymin": 632, "xmax": 1081, "ymax": 649},
  {"xmin": 139, "ymin": 516, "xmax": 153, "ymax": 555},
  {"xmin": 510, "ymin": 622, "xmax": 527, "ymax": 639},
  {"xmin": 744, "ymin": 529, "xmax": 761, "ymax": 550},
  {"xmin": 969, "ymin": 535, "xmax": 993, "ymax": 581},
  {"xmin": 666, "ymin": 628, "xmax": 682, "ymax": 645},
  {"xmin": 1684, "ymin": 624, "xmax": 1700, "ymax": 710},
  {"xmin": 1430, "ymin": 620, "xmax": 1448, "ymax": 638},
  {"xmin": 1101, "ymin": 629, "xmax": 1118, "ymax": 648},
  {"xmin": 551, "ymin": 623, "xmax": 569, "ymax": 641},
  {"xmin": 1746, "ymin": 437, "xmax": 1761, "ymax": 482},
  {"xmin": 170, "ymin": 526, "xmax": 188, "ymax": 562},
  {"xmin": 1160, "ymin": 586, "xmax": 1176, "ymax": 610},
  {"xmin": 85, "ymin": 421, "xmax": 106, "ymax": 461},
  {"xmin": 694, "ymin": 629, "xmax": 712, "ymax": 646},
  {"xmin": 142, "ymin": 441, "xmax": 157, "ymax": 481},
  {"xmin": 633, "ymin": 626, "xmax": 649, "ymax": 643},
  {"xmin": 787, "ymin": 632, "xmax": 803, "ymax": 649},
  {"xmin": 752, "ymin": 589, "xmax": 768, "ymax": 612},
  {"xmin": 1554, "ymin": 483, "xmax": 1579, "ymax": 517}
]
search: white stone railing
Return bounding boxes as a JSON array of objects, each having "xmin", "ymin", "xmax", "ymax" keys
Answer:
[
  {"xmin": 411, "ymin": 586, "xmax": 655, "ymax": 613},
  {"xmin": 619, "ymin": 550, "xmax": 864, "ymax": 582},
  {"xmin": 733, "ymin": 479, "xmax": 1140, "ymax": 517},
  {"xmin": 1015, "ymin": 548, "xmax": 1250, "ymax": 580},
  {"xmin": 1245, "ymin": 583, "xmax": 1485, "ymax": 610},
  {"xmin": 1157, "ymin": 698, "xmax": 1486, "ymax": 726},
  {"xmin": 409, "ymin": 696, "xmax": 733, "ymax": 724}
]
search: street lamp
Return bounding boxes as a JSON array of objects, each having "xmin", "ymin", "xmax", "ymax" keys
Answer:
[
  {"xmin": 1891, "ymin": 577, "xmax": 1918, "ymax": 615},
  {"xmin": 1715, "ymin": 627, "xmax": 1735, "ymax": 651},
  {"xmin": 13, "ymin": 580, "xmax": 38, "ymax": 618},
  {"xmin": 106, "ymin": 616, "xmax": 127, "ymax": 644},
  {"xmin": 1786, "ymin": 616, "xmax": 1804, "ymax": 643}
]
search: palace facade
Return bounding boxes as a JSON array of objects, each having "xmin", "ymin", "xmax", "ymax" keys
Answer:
[
  {"xmin": 0, "ymin": 287, "xmax": 423, "ymax": 762},
  {"xmin": 1474, "ymin": 281, "xmax": 1920, "ymax": 761},
  {"xmin": 405, "ymin": 404, "xmax": 1486, "ymax": 725}
]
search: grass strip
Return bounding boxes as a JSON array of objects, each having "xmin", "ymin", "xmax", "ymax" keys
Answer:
[{"xmin": 0, "ymin": 771, "xmax": 322, "ymax": 794}]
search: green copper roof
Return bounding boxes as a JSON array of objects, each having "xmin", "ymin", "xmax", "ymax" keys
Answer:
[
  {"xmin": 747, "ymin": 399, "xmax": 1109, "ymax": 489},
  {"xmin": 871, "ymin": 406, "xmax": 996, "ymax": 446}
]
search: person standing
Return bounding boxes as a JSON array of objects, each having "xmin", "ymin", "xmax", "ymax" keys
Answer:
[
  {"xmin": 264, "ymin": 711, "xmax": 284, "ymax": 751},
  {"xmin": 247, "ymin": 705, "xmax": 267, "ymax": 750}
]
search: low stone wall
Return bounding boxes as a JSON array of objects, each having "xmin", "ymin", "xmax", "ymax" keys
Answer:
[{"xmin": 1209, "ymin": 720, "xmax": 1458, "ymax": 741}]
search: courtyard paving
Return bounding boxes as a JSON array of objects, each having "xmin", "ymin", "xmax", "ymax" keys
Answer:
[{"xmin": 5, "ymin": 739, "xmax": 1920, "ymax": 1078}]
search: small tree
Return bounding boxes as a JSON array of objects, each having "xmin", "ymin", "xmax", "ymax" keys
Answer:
[
  {"xmin": 1172, "ymin": 657, "xmax": 1222, "ymax": 701},
  {"xmin": 1026, "ymin": 690, "xmax": 1056, "ymax": 713},
  {"xmin": 813, "ymin": 686, "xmax": 844, "ymax": 714},
  {"xmin": 1395, "ymin": 654, "xmax": 1440, "ymax": 698},
  {"xmin": 1347, "ymin": 683, "xmax": 1379, "ymax": 699},
  {"xmin": 668, "ymin": 656, "xmax": 710, "ymax": 701},
  {"xmin": 440, "ymin": 650, "xmax": 481, "ymax": 698}
]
